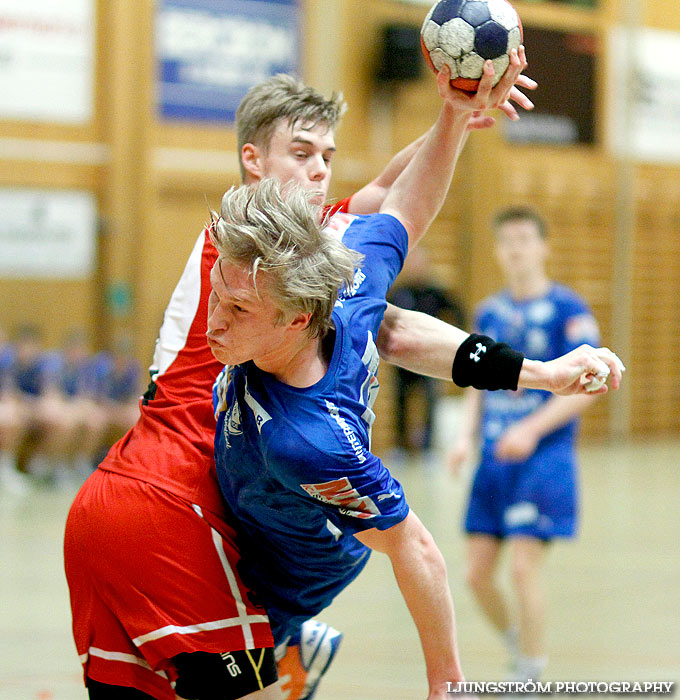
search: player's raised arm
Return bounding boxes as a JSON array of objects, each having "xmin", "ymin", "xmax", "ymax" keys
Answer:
[
  {"xmin": 380, "ymin": 48, "xmax": 527, "ymax": 249},
  {"xmin": 377, "ymin": 304, "xmax": 625, "ymax": 395}
]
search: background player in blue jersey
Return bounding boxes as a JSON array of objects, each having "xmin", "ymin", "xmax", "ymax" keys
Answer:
[
  {"xmin": 207, "ymin": 69, "xmax": 624, "ymax": 695},
  {"xmin": 448, "ymin": 207, "xmax": 603, "ymax": 682}
]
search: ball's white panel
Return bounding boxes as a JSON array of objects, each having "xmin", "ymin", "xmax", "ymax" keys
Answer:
[
  {"xmin": 487, "ymin": 0, "xmax": 519, "ymax": 31},
  {"xmin": 459, "ymin": 51, "xmax": 485, "ymax": 79},
  {"xmin": 439, "ymin": 17, "xmax": 476, "ymax": 58},
  {"xmin": 430, "ymin": 47, "xmax": 459, "ymax": 77},
  {"xmin": 491, "ymin": 53, "xmax": 510, "ymax": 84},
  {"xmin": 422, "ymin": 19, "xmax": 441, "ymax": 52},
  {"xmin": 507, "ymin": 26, "xmax": 522, "ymax": 51}
]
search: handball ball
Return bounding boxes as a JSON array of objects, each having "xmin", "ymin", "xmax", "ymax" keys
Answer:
[{"xmin": 421, "ymin": 0, "xmax": 523, "ymax": 91}]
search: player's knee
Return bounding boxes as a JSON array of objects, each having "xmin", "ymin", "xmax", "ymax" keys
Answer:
[
  {"xmin": 510, "ymin": 555, "xmax": 540, "ymax": 589},
  {"xmin": 465, "ymin": 561, "xmax": 494, "ymax": 592},
  {"xmin": 173, "ymin": 649, "xmax": 277, "ymax": 700}
]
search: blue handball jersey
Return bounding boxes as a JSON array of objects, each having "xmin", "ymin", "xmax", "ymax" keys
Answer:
[
  {"xmin": 213, "ymin": 213, "xmax": 410, "ymax": 643},
  {"xmin": 476, "ymin": 284, "xmax": 600, "ymax": 454}
]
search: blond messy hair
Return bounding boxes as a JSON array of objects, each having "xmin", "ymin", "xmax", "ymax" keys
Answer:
[
  {"xmin": 236, "ymin": 74, "xmax": 347, "ymax": 180},
  {"xmin": 211, "ymin": 178, "xmax": 362, "ymax": 338}
]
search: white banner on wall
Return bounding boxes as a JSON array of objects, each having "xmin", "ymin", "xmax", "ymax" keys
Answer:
[
  {"xmin": 609, "ymin": 26, "xmax": 680, "ymax": 164},
  {"xmin": 0, "ymin": 0, "xmax": 95, "ymax": 123},
  {"xmin": 0, "ymin": 189, "xmax": 97, "ymax": 279}
]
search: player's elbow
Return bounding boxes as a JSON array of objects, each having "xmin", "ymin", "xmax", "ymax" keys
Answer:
[{"xmin": 377, "ymin": 306, "xmax": 411, "ymax": 365}]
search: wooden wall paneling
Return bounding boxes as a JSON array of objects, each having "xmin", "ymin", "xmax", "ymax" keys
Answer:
[
  {"xmin": 0, "ymin": 0, "xmax": 109, "ymax": 350},
  {"xmin": 629, "ymin": 165, "xmax": 680, "ymax": 436}
]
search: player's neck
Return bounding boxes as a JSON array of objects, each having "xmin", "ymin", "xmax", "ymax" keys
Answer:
[
  {"xmin": 255, "ymin": 333, "xmax": 329, "ymax": 388},
  {"xmin": 508, "ymin": 271, "xmax": 550, "ymax": 300}
]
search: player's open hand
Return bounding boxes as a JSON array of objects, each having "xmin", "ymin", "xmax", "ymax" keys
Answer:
[
  {"xmin": 467, "ymin": 72, "xmax": 537, "ymax": 129},
  {"xmin": 437, "ymin": 46, "xmax": 529, "ymax": 116},
  {"xmin": 520, "ymin": 345, "xmax": 626, "ymax": 396}
]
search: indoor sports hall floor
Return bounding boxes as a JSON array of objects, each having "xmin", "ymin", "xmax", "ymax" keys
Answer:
[{"xmin": 1, "ymin": 434, "xmax": 679, "ymax": 699}]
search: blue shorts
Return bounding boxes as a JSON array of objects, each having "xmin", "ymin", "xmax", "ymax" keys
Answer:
[{"xmin": 464, "ymin": 444, "xmax": 579, "ymax": 541}]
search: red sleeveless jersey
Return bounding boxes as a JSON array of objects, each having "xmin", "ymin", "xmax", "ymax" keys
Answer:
[{"xmin": 102, "ymin": 198, "xmax": 352, "ymax": 516}]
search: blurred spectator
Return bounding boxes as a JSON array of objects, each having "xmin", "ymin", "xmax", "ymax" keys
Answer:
[
  {"xmin": 387, "ymin": 246, "xmax": 466, "ymax": 466},
  {"xmin": 0, "ymin": 325, "xmax": 32, "ymax": 494},
  {"xmin": 101, "ymin": 333, "xmax": 142, "ymax": 443},
  {"xmin": 11, "ymin": 324, "xmax": 71, "ymax": 485},
  {"xmin": 57, "ymin": 328, "xmax": 110, "ymax": 481}
]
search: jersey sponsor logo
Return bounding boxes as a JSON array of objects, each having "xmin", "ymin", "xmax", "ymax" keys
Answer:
[
  {"xmin": 504, "ymin": 501, "xmax": 539, "ymax": 528},
  {"xmin": 223, "ymin": 400, "xmax": 242, "ymax": 448},
  {"xmin": 301, "ymin": 477, "xmax": 380, "ymax": 519},
  {"xmin": 323, "ymin": 211, "xmax": 357, "ymax": 240},
  {"xmin": 220, "ymin": 653, "xmax": 242, "ymax": 677},
  {"xmin": 325, "ymin": 399, "xmax": 366, "ymax": 463},
  {"xmin": 215, "ymin": 367, "xmax": 242, "ymax": 448},
  {"xmin": 335, "ymin": 268, "xmax": 366, "ymax": 308},
  {"xmin": 359, "ymin": 332, "xmax": 380, "ymax": 430},
  {"xmin": 527, "ymin": 299, "xmax": 555, "ymax": 324},
  {"xmin": 244, "ymin": 380, "xmax": 272, "ymax": 433},
  {"xmin": 326, "ymin": 518, "xmax": 343, "ymax": 540},
  {"xmin": 377, "ymin": 491, "xmax": 401, "ymax": 502}
]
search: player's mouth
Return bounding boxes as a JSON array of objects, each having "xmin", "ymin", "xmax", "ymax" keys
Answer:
[{"xmin": 206, "ymin": 334, "xmax": 227, "ymax": 351}]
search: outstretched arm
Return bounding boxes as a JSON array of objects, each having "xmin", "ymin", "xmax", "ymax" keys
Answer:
[
  {"xmin": 377, "ymin": 304, "xmax": 625, "ymax": 395},
  {"xmin": 355, "ymin": 511, "xmax": 464, "ymax": 700}
]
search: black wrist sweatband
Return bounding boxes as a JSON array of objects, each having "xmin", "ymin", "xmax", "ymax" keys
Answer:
[{"xmin": 452, "ymin": 334, "xmax": 524, "ymax": 391}]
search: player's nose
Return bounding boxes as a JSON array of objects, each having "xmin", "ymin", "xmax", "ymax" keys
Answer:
[{"xmin": 309, "ymin": 154, "xmax": 329, "ymax": 180}]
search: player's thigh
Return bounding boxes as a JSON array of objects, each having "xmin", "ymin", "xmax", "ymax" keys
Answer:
[
  {"xmin": 508, "ymin": 451, "xmax": 578, "ymax": 538},
  {"xmin": 508, "ymin": 535, "xmax": 547, "ymax": 584},
  {"xmin": 173, "ymin": 649, "xmax": 279, "ymax": 700},
  {"xmin": 464, "ymin": 458, "xmax": 505, "ymax": 538},
  {"xmin": 87, "ymin": 679, "xmax": 156, "ymax": 699},
  {"xmin": 466, "ymin": 533, "xmax": 502, "ymax": 583},
  {"xmin": 66, "ymin": 470, "xmax": 272, "ymax": 666}
]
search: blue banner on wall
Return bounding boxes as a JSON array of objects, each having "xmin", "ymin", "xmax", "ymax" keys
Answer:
[{"xmin": 156, "ymin": 0, "xmax": 299, "ymax": 123}]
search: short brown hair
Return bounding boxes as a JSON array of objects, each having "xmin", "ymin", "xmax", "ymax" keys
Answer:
[
  {"xmin": 492, "ymin": 207, "xmax": 547, "ymax": 239},
  {"xmin": 235, "ymin": 74, "xmax": 347, "ymax": 180}
]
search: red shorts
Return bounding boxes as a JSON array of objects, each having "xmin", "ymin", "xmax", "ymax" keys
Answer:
[{"xmin": 64, "ymin": 469, "xmax": 273, "ymax": 699}]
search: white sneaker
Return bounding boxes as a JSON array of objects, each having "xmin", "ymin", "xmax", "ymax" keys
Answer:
[{"xmin": 278, "ymin": 620, "xmax": 343, "ymax": 700}]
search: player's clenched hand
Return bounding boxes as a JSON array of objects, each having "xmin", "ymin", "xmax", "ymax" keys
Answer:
[{"xmin": 520, "ymin": 345, "xmax": 626, "ymax": 396}]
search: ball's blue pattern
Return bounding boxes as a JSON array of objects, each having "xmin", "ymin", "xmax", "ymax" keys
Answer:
[
  {"xmin": 474, "ymin": 21, "xmax": 509, "ymax": 59},
  {"xmin": 431, "ymin": 0, "xmax": 466, "ymax": 25},
  {"xmin": 460, "ymin": 1, "xmax": 491, "ymax": 27}
]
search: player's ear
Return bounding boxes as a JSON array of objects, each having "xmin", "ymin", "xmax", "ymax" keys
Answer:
[
  {"xmin": 241, "ymin": 143, "xmax": 264, "ymax": 181},
  {"xmin": 289, "ymin": 312, "xmax": 313, "ymax": 332}
]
